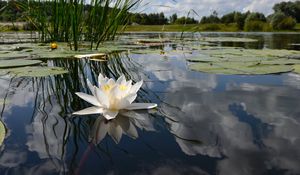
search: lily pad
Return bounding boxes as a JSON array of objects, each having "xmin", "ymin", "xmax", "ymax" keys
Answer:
[
  {"xmin": 200, "ymin": 37, "xmax": 258, "ymax": 42},
  {"xmin": 136, "ymin": 38, "xmax": 171, "ymax": 44},
  {"xmin": 293, "ymin": 65, "xmax": 300, "ymax": 74},
  {"xmin": 0, "ymin": 43, "xmax": 127, "ymax": 60},
  {"xmin": 0, "ymin": 120, "xmax": 5, "ymax": 146},
  {"xmin": 96, "ymin": 46, "xmax": 127, "ymax": 53},
  {"xmin": 2, "ymin": 66, "xmax": 68, "ymax": 77},
  {"xmin": 187, "ymin": 55, "xmax": 268, "ymax": 63},
  {"xmin": 0, "ymin": 59, "xmax": 42, "ymax": 68},
  {"xmin": 260, "ymin": 59, "xmax": 300, "ymax": 65},
  {"xmin": 118, "ymin": 45, "xmax": 148, "ymax": 49},
  {"xmin": 0, "ymin": 99, "xmax": 6, "ymax": 105},
  {"xmin": 189, "ymin": 62, "xmax": 293, "ymax": 75},
  {"xmin": 198, "ymin": 48, "xmax": 300, "ymax": 59}
]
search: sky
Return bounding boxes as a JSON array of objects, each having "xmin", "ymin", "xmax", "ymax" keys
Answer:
[{"xmin": 136, "ymin": 0, "xmax": 296, "ymax": 19}]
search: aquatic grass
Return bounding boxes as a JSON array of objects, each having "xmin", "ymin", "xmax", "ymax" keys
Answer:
[{"xmin": 14, "ymin": 0, "xmax": 140, "ymax": 50}]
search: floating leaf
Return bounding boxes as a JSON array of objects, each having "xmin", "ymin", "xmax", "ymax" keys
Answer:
[
  {"xmin": 0, "ymin": 59, "xmax": 42, "ymax": 68},
  {"xmin": 0, "ymin": 120, "xmax": 6, "ymax": 147},
  {"xmin": 0, "ymin": 99, "xmax": 6, "ymax": 105},
  {"xmin": 200, "ymin": 37, "xmax": 258, "ymax": 42},
  {"xmin": 0, "ymin": 43, "xmax": 126, "ymax": 60},
  {"xmin": 287, "ymin": 54, "xmax": 300, "ymax": 59},
  {"xmin": 293, "ymin": 65, "xmax": 300, "ymax": 74},
  {"xmin": 96, "ymin": 46, "xmax": 127, "ymax": 53},
  {"xmin": 32, "ymin": 49, "xmax": 80, "ymax": 59},
  {"xmin": 260, "ymin": 59, "xmax": 300, "ymax": 65},
  {"xmin": 136, "ymin": 38, "xmax": 170, "ymax": 44},
  {"xmin": 197, "ymin": 48, "xmax": 300, "ymax": 58},
  {"xmin": 189, "ymin": 62, "xmax": 293, "ymax": 75},
  {"xmin": 2, "ymin": 66, "xmax": 68, "ymax": 77},
  {"xmin": 118, "ymin": 44, "xmax": 148, "ymax": 49},
  {"xmin": 187, "ymin": 55, "xmax": 267, "ymax": 63},
  {"xmin": 186, "ymin": 47, "xmax": 300, "ymax": 75}
]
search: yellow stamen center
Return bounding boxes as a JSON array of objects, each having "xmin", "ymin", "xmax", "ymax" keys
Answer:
[
  {"xmin": 119, "ymin": 85, "xmax": 128, "ymax": 91},
  {"xmin": 102, "ymin": 84, "xmax": 112, "ymax": 92}
]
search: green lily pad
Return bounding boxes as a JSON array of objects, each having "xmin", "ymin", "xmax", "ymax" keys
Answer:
[
  {"xmin": 260, "ymin": 59, "xmax": 300, "ymax": 65},
  {"xmin": 0, "ymin": 59, "xmax": 42, "ymax": 68},
  {"xmin": 0, "ymin": 120, "xmax": 5, "ymax": 147},
  {"xmin": 198, "ymin": 48, "xmax": 300, "ymax": 59},
  {"xmin": 136, "ymin": 38, "xmax": 171, "ymax": 44},
  {"xmin": 187, "ymin": 55, "xmax": 268, "ymax": 63},
  {"xmin": 293, "ymin": 65, "xmax": 300, "ymax": 74},
  {"xmin": 0, "ymin": 42, "xmax": 128, "ymax": 60},
  {"xmin": 200, "ymin": 37, "xmax": 258, "ymax": 42},
  {"xmin": 186, "ymin": 47, "xmax": 300, "ymax": 75},
  {"xmin": 0, "ymin": 50, "xmax": 31, "ymax": 59},
  {"xmin": 118, "ymin": 45, "xmax": 148, "ymax": 49},
  {"xmin": 2, "ymin": 66, "xmax": 68, "ymax": 77},
  {"xmin": 96, "ymin": 46, "xmax": 127, "ymax": 53},
  {"xmin": 0, "ymin": 99, "xmax": 5, "ymax": 105},
  {"xmin": 189, "ymin": 62, "xmax": 293, "ymax": 75}
]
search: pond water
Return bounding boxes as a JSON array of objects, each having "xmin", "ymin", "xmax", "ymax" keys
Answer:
[{"xmin": 1, "ymin": 32, "xmax": 300, "ymax": 175}]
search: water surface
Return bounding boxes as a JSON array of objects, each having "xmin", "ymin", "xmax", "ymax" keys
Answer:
[{"xmin": 0, "ymin": 32, "xmax": 300, "ymax": 175}]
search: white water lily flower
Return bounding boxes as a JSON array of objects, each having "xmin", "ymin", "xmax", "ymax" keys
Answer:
[{"xmin": 73, "ymin": 74, "xmax": 157, "ymax": 120}]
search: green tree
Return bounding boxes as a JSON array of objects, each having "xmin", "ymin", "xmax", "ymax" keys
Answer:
[
  {"xmin": 200, "ymin": 10, "xmax": 220, "ymax": 24},
  {"xmin": 221, "ymin": 12, "xmax": 236, "ymax": 24},
  {"xmin": 271, "ymin": 12, "xmax": 296, "ymax": 30},
  {"xmin": 175, "ymin": 16, "xmax": 198, "ymax": 24},
  {"xmin": 245, "ymin": 12, "xmax": 266, "ymax": 22},
  {"xmin": 244, "ymin": 12, "xmax": 267, "ymax": 31},
  {"xmin": 273, "ymin": 1, "xmax": 300, "ymax": 22},
  {"xmin": 169, "ymin": 13, "xmax": 177, "ymax": 24},
  {"xmin": 234, "ymin": 11, "xmax": 248, "ymax": 30}
]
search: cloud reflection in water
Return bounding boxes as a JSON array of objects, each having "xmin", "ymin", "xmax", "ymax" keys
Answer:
[{"xmin": 161, "ymin": 82, "xmax": 300, "ymax": 175}]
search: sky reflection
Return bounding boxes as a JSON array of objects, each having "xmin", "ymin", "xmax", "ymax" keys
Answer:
[{"xmin": 1, "ymin": 33, "xmax": 300, "ymax": 175}]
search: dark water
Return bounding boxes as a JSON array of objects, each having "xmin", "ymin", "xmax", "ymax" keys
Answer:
[{"xmin": 1, "ymin": 32, "xmax": 300, "ymax": 175}]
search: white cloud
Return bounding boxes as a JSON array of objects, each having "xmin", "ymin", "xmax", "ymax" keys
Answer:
[{"xmin": 137, "ymin": 0, "xmax": 297, "ymax": 19}]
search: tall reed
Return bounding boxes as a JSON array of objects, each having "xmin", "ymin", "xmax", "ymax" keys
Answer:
[{"xmin": 15, "ymin": 0, "xmax": 140, "ymax": 50}]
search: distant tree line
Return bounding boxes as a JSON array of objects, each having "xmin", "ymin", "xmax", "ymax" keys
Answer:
[
  {"xmin": 130, "ymin": 0, "xmax": 300, "ymax": 31},
  {"xmin": 0, "ymin": 0, "xmax": 299, "ymax": 31},
  {"xmin": 129, "ymin": 12, "xmax": 198, "ymax": 25},
  {"xmin": 199, "ymin": 1, "xmax": 300, "ymax": 31}
]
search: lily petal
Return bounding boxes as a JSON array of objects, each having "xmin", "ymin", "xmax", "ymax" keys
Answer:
[
  {"xmin": 126, "ymin": 80, "xmax": 132, "ymax": 87},
  {"xmin": 124, "ymin": 93, "xmax": 137, "ymax": 104},
  {"xmin": 116, "ymin": 97, "xmax": 131, "ymax": 109},
  {"xmin": 102, "ymin": 109, "xmax": 119, "ymax": 120},
  {"xmin": 110, "ymin": 84, "xmax": 123, "ymax": 99},
  {"xmin": 108, "ymin": 123, "xmax": 122, "ymax": 143},
  {"xmin": 91, "ymin": 118, "xmax": 109, "ymax": 144},
  {"xmin": 87, "ymin": 79, "xmax": 96, "ymax": 96},
  {"xmin": 120, "ymin": 111, "xmax": 147, "ymax": 120},
  {"xmin": 116, "ymin": 74, "xmax": 126, "ymax": 85},
  {"xmin": 125, "ymin": 103, "xmax": 157, "ymax": 110},
  {"xmin": 73, "ymin": 107, "xmax": 103, "ymax": 115},
  {"xmin": 107, "ymin": 78, "xmax": 116, "ymax": 86},
  {"xmin": 95, "ymin": 87, "xmax": 110, "ymax": 108},
  {"xmin": 75, "ymin": 92, "xmax": 101, "ymax": 107},
  {"xmin": 98, "ymin": 73, "xmax": 109, "ymax": 86},
  {"xmin": 130, "ymin": 80, "xmax": 143, "ymax": 94},
  {"xmin": 124, "ymin": 122, "xmax": 138, "ymax": 139}
]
